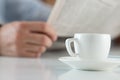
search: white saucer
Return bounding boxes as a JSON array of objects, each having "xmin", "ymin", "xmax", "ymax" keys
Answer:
[{"xmin": 59, "ymin": 56, "xmax": 120, "ymax": 71}]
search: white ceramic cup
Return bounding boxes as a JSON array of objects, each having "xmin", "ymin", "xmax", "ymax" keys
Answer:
[{"xmin": 65, "ymin": 33, "xmax": 111, "ymax": 61}]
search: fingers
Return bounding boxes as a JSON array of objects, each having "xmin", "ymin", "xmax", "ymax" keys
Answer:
[
  {"xmin": 26, "ymin": 33, "xmax": 53, "ymax": 48},
  {"xmin": 20, "ymin": 44, "xmax": 46, "ymax": 58},
  {"xmin": 17, "ymin": 33, "xmax": 49, "ymax": 58},
  {"xmin": 21, "ymin": 21, "xmax": 57, "ymax": 42},
  {"xmin": 24, "ymin": 44, "xmax": 46, "ymax": 53},
  {"xmin": 20, "ymin": 51, "xmax": 38, "ymax": 58}
]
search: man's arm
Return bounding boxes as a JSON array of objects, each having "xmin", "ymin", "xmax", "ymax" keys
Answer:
[
  {"xmin": 0, "ymin": 24, "xmax": 2, "ymax": 55},
  {"xmin": 5, "ymin": 0, "xmax": 52, "ymax": 22}
]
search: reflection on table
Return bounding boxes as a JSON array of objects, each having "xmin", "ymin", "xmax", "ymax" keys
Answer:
[
  {"xmin": 59, "ymin": 69, "xmax": 120, "ymax": 80},
  {"xmin": 0, "ymin": 46, "xmax": 119, "ymax": 80}
]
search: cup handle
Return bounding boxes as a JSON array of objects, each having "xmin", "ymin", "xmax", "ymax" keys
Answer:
[{"xmin": 65, "ymin": 38, "xmax": 80, "ymax": 57}]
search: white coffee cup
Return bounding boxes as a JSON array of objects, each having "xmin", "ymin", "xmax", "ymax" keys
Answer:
[{"xmin": 65, "ymin": 33, "xmax": 111, "ymax": 61}]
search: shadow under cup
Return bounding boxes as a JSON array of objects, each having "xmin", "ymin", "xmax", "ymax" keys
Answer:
[{"xmin": 65, "ymin": 33, "xmax": 111, "ymax": 61}]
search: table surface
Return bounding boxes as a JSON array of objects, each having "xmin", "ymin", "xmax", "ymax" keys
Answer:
[{"xmin": 0, "ymin": 47, "xmax": 120, "ymax": 80}]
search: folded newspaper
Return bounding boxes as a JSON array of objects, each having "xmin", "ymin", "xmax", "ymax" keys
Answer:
[{"xmin": 48, "ymin": 0, "xmax": 120, "ymax": 39}]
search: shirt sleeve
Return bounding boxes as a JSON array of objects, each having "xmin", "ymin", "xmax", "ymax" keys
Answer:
[
  {"xmin": 5, "ymin": 0, "xmax": 52, "ymax": 23},
  {"xmin": 0, "ymin": 0, "xmax": 5, "ymax": 23}
]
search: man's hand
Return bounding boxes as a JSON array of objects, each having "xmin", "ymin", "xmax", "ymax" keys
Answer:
[{"xmin": 0, "ymin": 21, "xmax": 57, "ymax": 58}]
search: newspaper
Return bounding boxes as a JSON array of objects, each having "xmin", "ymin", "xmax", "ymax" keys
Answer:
[{"xmin": 48, "ymin": 0, "xmax": 120, "ymax": 38}]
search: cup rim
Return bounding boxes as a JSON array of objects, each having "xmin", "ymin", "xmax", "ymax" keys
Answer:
[{"xmin": 74, "ymin": 33, "xmax": 110, "ymax": 36}]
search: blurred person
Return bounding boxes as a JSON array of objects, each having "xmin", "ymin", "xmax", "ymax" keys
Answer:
[{"xmin": 0, "ymin": 0, "xmax": 58, "ymax": 58}]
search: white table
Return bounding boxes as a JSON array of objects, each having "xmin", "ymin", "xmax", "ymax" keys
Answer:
[{"xmin": 0, "ymin": 47, "xmax": 120, "ymax": 80}]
